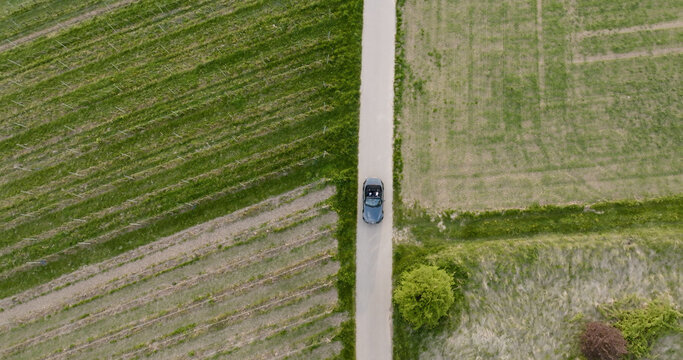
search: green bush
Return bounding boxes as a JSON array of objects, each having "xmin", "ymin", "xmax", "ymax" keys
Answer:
[
  {"xmin": 599, "ymin": 296, "xmax": 682, "ymax": 358},
  {"xmin": 393, "ymin": 265, "xmax": 454, "ymax": 329}
]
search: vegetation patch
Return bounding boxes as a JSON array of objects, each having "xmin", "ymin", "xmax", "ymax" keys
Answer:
[
  {"xmin": 393, "ymin": 265, "xmax": 454, "ymax": 330},
  {"xmin": 599, "ymin": 296, "xmax": 683, "ymax": 359}
]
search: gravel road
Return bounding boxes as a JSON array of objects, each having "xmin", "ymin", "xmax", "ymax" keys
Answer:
[{"xmin": 356, "ymin": 0, "xmax": 396, "ymax": 359}]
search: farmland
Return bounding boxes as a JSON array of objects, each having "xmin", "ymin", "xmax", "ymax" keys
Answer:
[
  {"xmin": 396, "ymin": 0, "xmax": 682, "ymax": 211},
  {"xmin": 0, "ymin": 0, "xmax": 361, "ymax": 302},
  {"xmin": 0, "ymin": 184, "xmax": 347, "ymax": 359},
  {"xmin": 393, "ymin": 0, "xmax": 683, "ymax": 358},
  {"xmin": 0, "ymin": 0, "xmax": 361, "ymax": 357}
]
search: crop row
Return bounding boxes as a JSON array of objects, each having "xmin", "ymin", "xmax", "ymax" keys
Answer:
[
  {"xmin": 0, "ymin": 98, "xmax": 332, "ymax": 278},
  {"xmin": 0, "ymin": 182, "xmax": 330, "ymax": 312},
  {"xmin": 2, "ymin": 208, "xmax": 341, "ymax": 359},
  {"xmin": 0, "ymin": 7, "xmax": 340, "ymax": 255},
  {"xmin": 0, "ymin": 89, "xmax": 323, "ymax": 231},
  {"xmin": 1, "ymin": 190, "xmax": 336, "ymax": 339},
  {"xmin": 0, "ymin": 0, "xmax": 255, "ymax": 80},
  {"xmin": 1, "ymin": 94, "xmax": 327, "ymax": 242},
  {"xmin": 0, "ymin": 0, "xmax": 106, "ymax": 41},
  {"xmin": 0, "ymin": 0, "xmax": 337, "ymax": 159},
  {"xmin": 0, "ymin": 141, "xmax": 325, "ymax": 277},
  {"xmin": 0, "ymin": 0, "xmax": 332, "ymax": 121}
]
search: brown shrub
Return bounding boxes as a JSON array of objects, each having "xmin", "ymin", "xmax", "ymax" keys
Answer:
[{"xmin": 580, "ymin": 321, "xmax": 628, "ymax": 360}]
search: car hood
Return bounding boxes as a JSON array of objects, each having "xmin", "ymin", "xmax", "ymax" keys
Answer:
[{"xmin": 363, "ymin": 204, "xmax": 383, "ymax": 223}]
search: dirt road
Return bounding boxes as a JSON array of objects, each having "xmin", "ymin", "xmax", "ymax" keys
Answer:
[{"xmin": 356, "ymin": 0, "xmax": 396, "ymax": 359}]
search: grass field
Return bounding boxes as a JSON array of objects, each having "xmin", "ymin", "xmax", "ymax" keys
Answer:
[
  {"xmin": 420, "ymin": 226, "xmax": 682, "ymax": 359},
  {"xmin": 0, "ymin": 0, "xmax": 362, "ymax": 305},
  {"xmin": 396, "ymin": 0, "xmax": 682, "ymax": 211},
  {"xmin": 0, "ymin": 185, "xmax": 347, "ymax": 359}
]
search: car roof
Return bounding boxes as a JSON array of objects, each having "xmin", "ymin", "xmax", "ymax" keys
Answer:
[{"xmin": 364, "ymin": 177, "xmax": 382, "ymax": 186}]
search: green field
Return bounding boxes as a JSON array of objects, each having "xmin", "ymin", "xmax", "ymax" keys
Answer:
[
  {"xmin": 396, "ymin": 0, "xmax": 682, "ymax": 211},
  {"xmin": 0, "ymin": 0, "xmax": 361, "ymax": 300},
  {"xmin": 0, "ymin": 0, "xmax": 360, "ymax": 357}
]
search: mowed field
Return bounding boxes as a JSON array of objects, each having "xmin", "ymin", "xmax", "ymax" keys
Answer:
[
  {"xmin": 0, "ymin": 185, "xmax": 347, "ymax": 359},
  {"xmin": 420, "ymin": 226, "xmax": 682, "ymax": 359},
  {"xmin": 397, "ymin": 0, "xmax": 682, "ymax": 211},
  {"xmin": 0, "ymin": 0, "xmax": 361, "ymax": 304}
]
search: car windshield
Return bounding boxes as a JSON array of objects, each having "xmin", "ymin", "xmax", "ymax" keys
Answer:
[{"xmin": 365, "ymin": 197, "xmax": 381, "ymax": 207}]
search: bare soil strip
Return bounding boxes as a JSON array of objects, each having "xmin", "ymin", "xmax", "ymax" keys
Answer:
[
  {"xmin": 0, "ymin": 0, "xmax": 138, "ymax": 54},
  {"xmin": 575, "ymin": 19, "xmax": 683, "ymax": 40},
  {"xmin": 0, "ymin": 184, "xmax": 334, "ymax": 327},
  {"xmin": 573, "ymin": 46, "xmax": 683, "ymax": 64}
]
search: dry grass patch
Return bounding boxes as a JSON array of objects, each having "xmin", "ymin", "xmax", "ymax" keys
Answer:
[{"xmin": 419, "ymin": 227, "xmax": 682, "ymax": 359}]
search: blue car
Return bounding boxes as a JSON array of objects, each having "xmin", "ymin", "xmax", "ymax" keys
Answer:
[{"xmin": 362, "ymin": 178, "xmax": 384, "ymax": 224}]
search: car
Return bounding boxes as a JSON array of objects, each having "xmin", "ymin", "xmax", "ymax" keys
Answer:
[{"xmin": 362, "ymin": 177, "xmax": 384, "ymax": 224}]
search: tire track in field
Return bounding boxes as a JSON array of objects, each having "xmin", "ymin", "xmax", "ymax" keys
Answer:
[
  {"xmin": 0, "ymin": 131, "xmax": 324, "ymax": 269},
  {"xmin": 536, "ymin": 0, "xmax": 545, "ymax": 108},
  {"xmin": 0, "ymin": 184, "xmax": 334, "ymax": 327},
  {"xmin": 0, "ymin": 0, "xmax": 139, "ymax": 54},
  {"xmin": 46, "ymin": 280, "xmax": 335, "ymax": 360},
  {"xmin": 574, "ymin": 19, "xmax": 683, "ymax": 40},
  {"xmin": 572, "ymin": 46, "xmax": 683, "ymax": 64}
]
